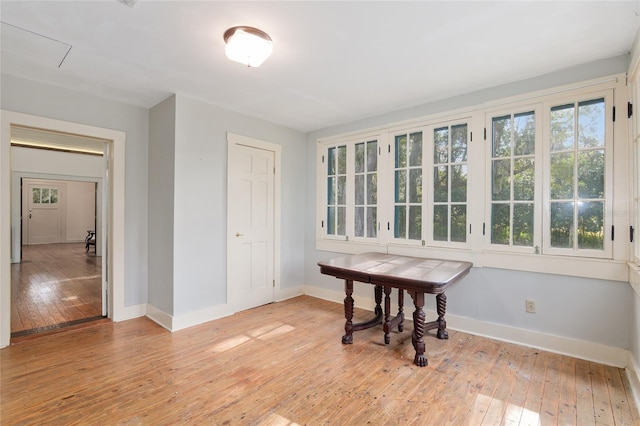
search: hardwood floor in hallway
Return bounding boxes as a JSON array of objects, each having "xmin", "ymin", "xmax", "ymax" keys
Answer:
[{"xmin": 10, "ymin": 242, "xmax": 103, "ymax": 337}]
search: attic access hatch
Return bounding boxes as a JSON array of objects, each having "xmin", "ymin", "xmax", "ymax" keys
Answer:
[{"xmin": 0, "ymin": 21, "xmax": 72, "ymax": 68}]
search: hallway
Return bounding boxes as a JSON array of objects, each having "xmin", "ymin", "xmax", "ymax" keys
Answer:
[{"xmin": 11, "ymin": 242, "xmax": 102, "ymax": 338}]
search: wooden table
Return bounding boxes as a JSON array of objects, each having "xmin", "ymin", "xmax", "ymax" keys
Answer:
[{"xmin": 318, "ymin": 252, "xmax": 472, "ymax": 367}]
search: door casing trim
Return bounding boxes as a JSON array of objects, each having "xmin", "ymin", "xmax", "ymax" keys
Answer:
[
  {"xmin": 226, "ymin": 132, "xmax": 281, "ymax": 312},
  {"xmin": 1, "ymin": 110, "xmax": 126, "ymax": 347}
]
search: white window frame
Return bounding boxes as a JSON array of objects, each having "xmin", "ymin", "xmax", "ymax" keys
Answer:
[
  {"xmin": 387, "ymin": 126, "xmax": 426, "ymax": 247},
  {"xmin": 542, "ymin": 90, "xmax": 614, "ymax": 259},
  {"xmin": 484, "ymin": 104, "xmax": 543, "ymax": 255},
  {"xmin": 352, "ymin": 138, "xmax": 381, "ymax": 242},
  {"xmin": 321, "ymin": 141, "xmax": 348, "ymax": 241},
  {"xmin": 425, "ymin": 119, "xmax": 472, "ymax": 250},
  {"xmin": 315, "ymin": 74, "xmax": 628, "ymax": 281},
  {"xmin": 317, "ymin": 132, "xmax": 383, "ymax": 248},
  {"xmin": 630, "ymin": 76, "xmax": 640, "ymax": 265}
]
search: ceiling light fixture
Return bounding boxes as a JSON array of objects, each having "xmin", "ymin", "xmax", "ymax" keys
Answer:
[{"xmin": 223, "ymin": 26, "xmax": 272, "ymax": 68}]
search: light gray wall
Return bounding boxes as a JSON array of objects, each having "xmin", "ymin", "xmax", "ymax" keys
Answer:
[
  {"xmin": 1, "ymin": 74, "xmax": 149, "ymax": 307},
  {"xmin": 148, "ymin": 95, "xmax": 176, "ymax": 314},
  {"xmin": 20, "ymin": 178, "xmax": 95, "ymax": 243},
  {"xmin": 64, "ymin": 180, "xmax": 96, "ymax": 242},
  {"xmin": 11, "ymin": 146, "xmax": 104, "ymax": 243},
  {"xmin": 163, "ymin": 94, "xmax": 305, "ymax": 316},
  {"xmin": 304, "ymin": 55, "xmax": 635, "ymax": 351},
  {"xmin": 633, "ymin": 291, "xmax": 640, "ymax": 364},
  {"xmin": 11, "ymin": 145, "xmax": 104, "ymax": 177}
]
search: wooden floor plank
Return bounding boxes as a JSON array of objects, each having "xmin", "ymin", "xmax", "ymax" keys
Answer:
[
  {"xmin": 500, "ymin": 348, "xmax": 538, "ymax": 425},
  {"xmin": 10, "ymin": 243, "xmax": 102, "ymax": 335},
  {"xmin": 351, "ymin": 330, "xmax": 478, "ymax": 425},
  {"xmin": 604, "ymin": 364, "xmax": 635, "ymax": 426},
  {"xmin": 576, "ymin": 358, "xmax": 597, "ymax": 426},
  {"xmin": 591, "ymin": 362, "xmax": 616, "ymax": 425},
  {"xmin": 466, "ymin": 341, "xmax": 512, "ymax": 425},
  {"xmin": 539, "ymin": 351, "xmax": 562, "ymax": 424},
  {"xmin": 557, "ymin": 355, "xmax": 578, "ymax": 424},
  {"xmin": 479, "ymin": 343, "xmax": 528, "ymax": 425},
  {"xmin": 1, "ymin": 296, "xmax": 637, "ymax": 425},
  {"xmin": 520, "ymin": 349, "xmax": 549, "ymax": 425}
]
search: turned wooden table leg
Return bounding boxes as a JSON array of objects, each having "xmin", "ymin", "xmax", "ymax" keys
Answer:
[
  {"xmin": 383, "ymin": 286, "xmax": 392, "ymax": 344},
  {"xmin": 410, "ymin": 291, "xmax": 427, "ymax": 367},
  {"xmin": 374, "ymin": 285, "xmax": 383, "ymax": 319},
  {"xmin": 436, "ymin": 292, "xmax": 448, "ymax": 340},
  {"xmin": 342, "ymin": 280, "xmax": 354, "ymax": 344},
  {"xmin": 397, "ymin": 289, "xmax": 404, "ymax": 332}
]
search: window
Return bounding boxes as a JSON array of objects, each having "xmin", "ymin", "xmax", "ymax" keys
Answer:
[
  {"xmin": 633, "ymin": 78, "xmax": 640, "ymax": 264},
  {"xmin": 354, "ymin": 140, "xmax": 378, "ymax": 239},
  {"xmin": 32, "ymin": 187, "xmax": 59, "ymax": 204},
  {"xmin": 393, "ymin": 131, "xmax": 423, "ymax": 241},
  {"xmin": 321, "ymin": 137, "xmax": 380, "ymax": 241},
  {"xmin": 317, "ymin": 78, "xmax": 621, "ymax": 277},
  {"xmin": 326, "ymin": 144, "xmax": 346, "ymax": 237},
  {"xmin": 431, "ymin": 124, "xmax": 468, "ymax": 245},
  {"xmin": 635, "ymin": 132, "xmax": 640, "ymax": 262},
  {"xmin": 545, "ymin": 97, "xmax": 611, "ymax": 256},
  {"xmin": 489, "ymin": 111, "xmax": 536, "ymax": 249}
]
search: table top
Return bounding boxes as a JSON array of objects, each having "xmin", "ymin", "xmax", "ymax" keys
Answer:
[{"xmin": 318, "ymin": 252, "xmax": 472, "ymax": 293}]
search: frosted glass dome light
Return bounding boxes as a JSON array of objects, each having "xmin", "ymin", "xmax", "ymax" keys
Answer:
[{"xmin": 223, "ymin": 26, "xmax": 273, "ymax": 67}]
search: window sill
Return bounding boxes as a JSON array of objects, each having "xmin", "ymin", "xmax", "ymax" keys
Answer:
[
  {"xmin": 627, "ymin": 263, "xmax": 640, "ymax": 298},
  {"xmin": 316, "ymin": 239, "xmax": 628, "ymax": 282}
]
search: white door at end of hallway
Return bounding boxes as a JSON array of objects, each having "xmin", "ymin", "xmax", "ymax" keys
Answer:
[
  {"xmin": 25, "ymin": 181, "xmax": 65, "ymax": 245},
  {"xmin": 228, "ymin": 143, "xmax": 275, "ymax": 311}
]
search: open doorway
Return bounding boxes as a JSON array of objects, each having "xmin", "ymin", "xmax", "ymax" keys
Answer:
[
  {"xmin": 9, "ymin": 127, "xmax": 107, "ymax": 339},
  {"xmin": 1, "ymin": 110, "xmax": 126, "ymax": 348},
  {"xmin": 11, "ymin": 176, "xmax": 103, "ymax": 338}
]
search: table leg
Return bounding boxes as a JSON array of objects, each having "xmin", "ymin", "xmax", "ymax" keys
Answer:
[
  {"xmin": 383, "ymin": 286, "xmax": 392, "ymax": 344},
  {"xmin": 436, "ymin": 293, "xmax": 448, "ymax": 340},
  {"xmin": 374, "ymin": 285, "xmax": 383, "ymax": 319},
  {"xmin": 397, "ymin": 289, "xmax": 404, "ymax": 332},
  {"xmin": 342, "ymin": 280, "xmax": 354, "ymax": 344},
  {"xmin": 410, "ymin": 291, "xmax": 427, "ymax": 367}
]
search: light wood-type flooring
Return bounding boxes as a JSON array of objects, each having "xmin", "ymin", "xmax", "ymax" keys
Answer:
[
  {"xmin": 10, "ymin": 242, "xmax": 103, "ymax": 337},
  {"xmin": 1, "ymin": 295, "xmax": 638, "ymax": 425}
]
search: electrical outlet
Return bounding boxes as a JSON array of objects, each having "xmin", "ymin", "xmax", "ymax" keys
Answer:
[{"xmin": 525, "ymin": 299, "xmax": 536, "ymax": 314}]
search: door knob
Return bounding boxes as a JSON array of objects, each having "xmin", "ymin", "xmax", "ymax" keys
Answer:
[{"xmin": 235, "ymin": 232, "xmax": 244, "ymax": 237}]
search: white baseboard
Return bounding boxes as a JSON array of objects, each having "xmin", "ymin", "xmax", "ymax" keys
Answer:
[
  {"xmin": 447, "ymin": 313, "xmax": 628, "ymax": 367},
  {"xmin": 302, "ymin": 285, "xmax": 629, "ymax": 368},
  {"xmin": 114, "ymin": 303, "xmax": 146, "ymax": 322},
  {"xmin": 276, "ymin": 285, "xmax": 304, "ymax": 302},
  {"xmin": 146, "ymin": 302, "xmax": 235, "ymax": 332},
  {"xmin": 627, "ymin": 352, "xmax": 640, "ymax": 413},
  {"xmin": 145, "ymin": 289, "xmax": 302, "ymax": 333},
  {"xmin": 145, "ymin": 303, "xmax": 173, "ymax": 331},
  {"xmin": 172, "ymin": 304, "xmax": 235, "ymax": 331}
]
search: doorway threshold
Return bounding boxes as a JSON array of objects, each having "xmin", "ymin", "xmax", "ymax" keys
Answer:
[{"xmin": 10, "ymin": 316, "xmax": 111, "ymax": 344}]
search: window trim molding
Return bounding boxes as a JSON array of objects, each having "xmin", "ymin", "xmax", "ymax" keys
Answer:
[{"xmin": 315, "ymin": 73, "xmax": 629, "ymax": 282}]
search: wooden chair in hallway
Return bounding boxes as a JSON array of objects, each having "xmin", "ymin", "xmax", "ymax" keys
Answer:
[{"xmin": 85, "ymin": 230, "xmax": 96, "ymax": 253}]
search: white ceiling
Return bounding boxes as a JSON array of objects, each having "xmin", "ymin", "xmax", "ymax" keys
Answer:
[{"xmin": 1, "ymin": 1, "xmax": 639, "ymax": 133}]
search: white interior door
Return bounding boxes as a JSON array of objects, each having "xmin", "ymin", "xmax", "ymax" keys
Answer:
[
  {"xmin": 25, "ymin": 181, "xmax": 64, "ymax": 245},
  {"xmin": 227, "ymin": 139, "xmax": 276, "ymax": 311}
]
